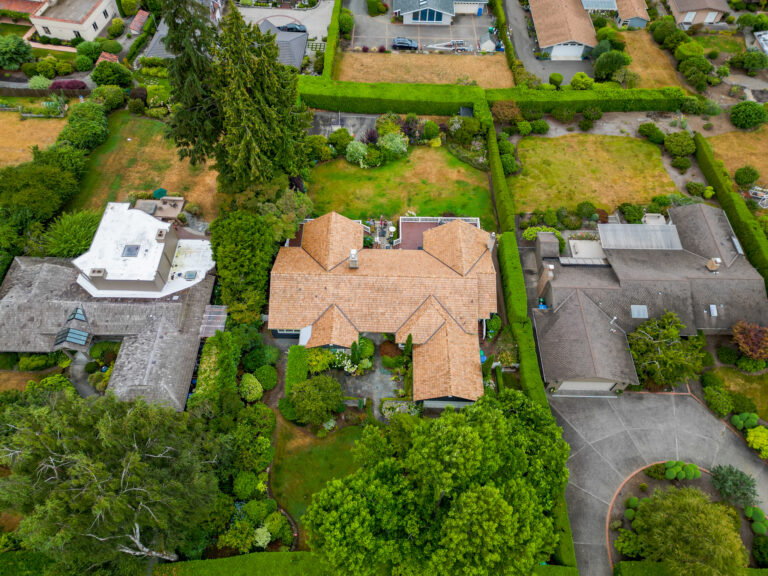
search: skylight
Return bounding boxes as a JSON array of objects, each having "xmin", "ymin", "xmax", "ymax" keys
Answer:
[
  {"xmin": 122, "ymin": 245, "xmax": 140, "ymax": 257},
  {"xmin": 630, "ymin": 305, "xmax": 648, "ymax": 319},
  {"xmin": 67, "ymin": 307, "xmax": 87, "ymax": 322},
  {"xmin": 54, "ymin": 328, "xmax": 89, "ymax": 347}
]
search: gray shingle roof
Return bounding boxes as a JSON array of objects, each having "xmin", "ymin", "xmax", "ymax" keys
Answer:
[
  {"xmin": 145, "ymin": 19, "xmax": 173, "ymax": 60},
  {"xmin": 393, "ymin": 0, "xmax": 456, "ymax": 16},
  {"xmin": 259, "ymin": 20, "xmax": 308, "ymax": 69},
  {"xmin": 0, "ymin": 258, "xmax": 214, "ymax": 411},
  {"xmin": 671, "ymin": 0, "xmax": 728, "ymax": 13},
  {"xmin": 669, "ymin": 204, "xmax": 740, "ymax": 265}
]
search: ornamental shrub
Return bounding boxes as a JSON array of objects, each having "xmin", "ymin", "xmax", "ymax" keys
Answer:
[
  {"xmin": 671, "ymin": 156, "xmax": 691, "ymax": 173},
  {"xmin": 127, "ymin": 98, "xmax": 144, "ymax": 115},
  {"xmin": 516, "ymin": 120, "xmax": 532, "ymax": 136},
  {"xmin": 704, "ymin": 386, "xmax": 733, "ymax": 417},
  {"xmin": 498, "ymin": 139, "xmax": 514, "ymax": 155},
  {"xmin": 36, "ymin": 58, "xmax": 56, "ymax": 79},
  {"xmin": 76, "ymin": 40, "xmax": 102, "ymax": 61},
  {"xmin": 328, "ymin": 127, "xmax": 353, "ymax": 155},
  {"xmin": 252, "ymin": 365, "xmax": 277, "ymax": 392},
  {"xmin": 578, "ymin": 118, "xmax": 594, "ymax": 131},
  {"xmin": 423, "ymin": 120, "xmax": 439, "ymax": 140},
  {"xmin": 731, "ymin": 412, "xmax": 759, "ymax": 430},
  {"xmin": 549, "ymin": 73, "xmax": 563, "ymax": 88},
  {"xmin": 339, "ymin": 10, "xmax": 354, "ymax": 34},
  {"xmin": 84, "ymin": 361, "xmax": 99, "ymax": 374},
  {"xmin": 664, "ymin": 132, "xmax": 695, "ymax": 156},
  {"xmin": 712, "ymin": 464, "xmax": 759, "ymax": 508},
  {"xmin": 146, "ymin": 84, "xmax": 170, "ymax": 107},
  {"xmin": 736, "ymin": 356, "xmax": 766, "ymax": 373},
  {"xmin": 686, "ymin": 181, "xmax": 706, "ymax": 196},
  {"xmin": 624, "ymin": 508, "xmax": 635, "ymax": 520},
  {"xmin": 21, "ymin": 62, "xmax": 37, "ymax": 77},
  {"xmin": 28, "ymin": 75, "xmax": 52, "ymax": 90},
  {"xmin": 122, "ymin": 0, "xmax": 138, "ymax": 14},
  {"xmin": 638, "ymin": 122, "xmax": 665, "ymax": 144},
  {"xmin": 91, "ymin": 60, "xmax": 132, "ymax": 87},
  {"xmin": 243, "ymin": 498, "xmax": 277, "ymax": 525},
  {"xmin": 345, "ymin": 140, "xmax": 368, "ymax": 166},
  {"xmin": 530, "ymin": 119, "xmax": 549, "ymax": 134},
  {"xmin": 619, "ymin": 203, "xmax": 643, "ymax": 223},
  {"xmin": 626, "ymin": 497, "xmax": 639, "ymax": 509},
  {"xmin": 551, "ymin": 106, "xmax": 575, "ymax": 123},
  {"xmin": 614, "ymin": 529, "xmax": 642, "ymax": 558},
  {"xmin": 700, "ymin": 372, "xmax": 723, "ymax": 388},
  {"xmin": 570, "ymin": 72, "xmax": 595, "ymax": 90},
  {"xmin": 57, "ymin": 101, "xmax": 108, "ymax": 150},
  {"xmin": 238, "ymin": 373, "xmax": 263, "ymax": 403},
  {"xmin": 644, "ymin": 463, "xmax": 667, "ymax": 480},
  {"xmin": 734, "ymin": 165, "xmax": 760, "ymax": 190},
  {"xmin": 755, "ymin": 522, "xmax": 768, "ymax": 536},
  {"xmin": 717, "ymin": 346, "xmax": 740, "ymax": 364},
  {"xmin": 90, "ymin": 84, "xmax": 124, "ymax": 112},
  {"xmin": 233, "ymin": 471, "xmax": 261, "ymax": 501},
  {"xmin": 107, "ymin": 18, "xmax": 125, "ymax": 39},
  {"xmin": 379, "ymin": 132, "xmax": 408, "ymax": 161},
  {"xmin": 755, "ymin": 534, "xmax": 768, "ymax": 567},
  {"xmin": 674, "ymin": 41, "xmax": 705, "ymax": 62},
  {"xmin": 358, "ymin": 337, "xmax": 375, "ymax": 360},
  {"xmin": 731, "ymin": 394, "xmax": 757, "ymax": 415},
  {"xmin": 500, "ymin": 153, "xmax": 518, "ymax": 175},
  {"xmin": 129, "ymin": 85, "xmax": 147, "ymax": 103},
  {"xmin": 54, "ymin": 60, "xmax": 73, "ymax": 76},
  {"xmin": 730, "ymin": 101, "xmax": 768, "ymax": 129},
  {"xmin": 50, "ymin": 79, "xmax": 87, "ymax": 90},
  {"xmin": 101, "ymin": 39, "xmax": 122, "ymax": 54},
  {"xmin": 264, "ymin": 511, "xmax": 292, "ymax": 544},
  {"xmin": 0, "ymin": 34, "xmax": 32, "ymax": 71}
]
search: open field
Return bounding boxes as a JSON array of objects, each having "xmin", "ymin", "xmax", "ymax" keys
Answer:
[
  {"xmin": 309, "ymin": 146, "xmax": 495, "ymax": 229},
  {"xmin": 714, "ymin": 367, "xmax": 768, "ymax": 421},
  {"xmin": 271, "ymin": 419, "xmax": 363, "ymax": 550},
  {"xmin": 708, "ymin": 125, "xmax": 768, "ymax": 187},
  {"xmin": 336, "ymin": 52, "xmax": 513, "ymax": 89},
  {"xmin": 0, "ymin": 113, "xmax": 66, "ymax": 167},
  {"xmin": 693, "ymin": 33, "xmax": 745, "ymax": 54},
  {"xmin": 508, "ymin": 134, "xmax": 678, "ymax": 211},
  {"xmin": 68, "ymin": 111, "xmax": 221, "ymax": 220},
  {"xmin": 624, "ymin": 31, "xmax": 683, "ymax": 89},
  {"xmin": 0, "ymin": 22, "xmax": 30, "ymax": 36}
]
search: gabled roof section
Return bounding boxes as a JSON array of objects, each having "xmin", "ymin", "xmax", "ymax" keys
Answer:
[
  {"xmin": 671, "ymin": 0, "xmax": 728, "ymax": 13},
  {"xmin": 422, "ymin": 219, "xmax": 490, "ymax": 276},
  {"xmin": 306, "ymin": 304, "xmax": 359, "ymax": 349},
  {"xmin": 393, "ymin": 0, "xmax": 457, "ymax": 16},
  {"xmin": 413, "ymin": 322, "xmax": 483, "ymax": 401},
  {"xmin": 529, "ymin": 0, "xmax": 597, "ymax": 48},
  {"xmin": 301, "ymin": 212, "xmax": 364, "ymax": 271},
  {"xmin": 395, "ymin": 296, "xmax": 453, "ymax": 344},
  {"xmin": 616, "ymin": 0, "xmax": 649, "ymax": 20},
  {"xmin": 669, "ymin": 204, "xmax": 740, "ymax": 266}
]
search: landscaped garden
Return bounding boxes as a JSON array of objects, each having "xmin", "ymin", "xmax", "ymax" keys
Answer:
[
  {"xmin": 308, "ymin": 146, "xmax": 495, "ymax": 229},
  {"xmin": 68, "ymin": 111, "xmax": 221, "ymax": 220},
  {"xmin": 713, "ymin": 367, "xmax": 768, "ymax": 421},
  {"xmin": 692, "ymin": 32, "xmax": 745, "ymax": 55},
  {"xmin": 0, "ymin": 22, "xmax": 30, "ymax": 36},
  {"xmin": 709, "ymin": 126, "xmax": 768, "ymax": 187},
  {"xmin": 508, "ymin": 134, "xmax": 678, "ymax": 211}
]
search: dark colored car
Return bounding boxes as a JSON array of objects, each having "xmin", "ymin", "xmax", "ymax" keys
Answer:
[
  {"xmin": 392, "ymin": 37, "xmax": 418, "ymax": 51},
  {"xmin": 278, "ymin": 23, "xmax": 307, "ymax": 32}
]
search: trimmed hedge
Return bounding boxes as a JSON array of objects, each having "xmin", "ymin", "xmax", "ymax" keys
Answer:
[
  {"xmin": 298, "ymin": 77, "xmax": 492, "ymax": 126},
  {"xmin": 485, "ymin": 86, "xmax": 688, "ymax": 113},
  {"xmin": 285, "ymin": 345, "xmax": 309, "ymax": 396},
  {"xmin": 488, "ymin": 126, "xmax": 516, "ymax": 231},
  {"xmin": 551, "ymin": 496, "xmax": 578, "ymax": 568},
  {"xmin": 512, "ymin": 322, "xmax": 549, "ymax": 408},
  {"xmin": 323, "ymin": 0, "xmax": 343, "ymax": 79},
  {"xmin": 614, "ymin": 562, "xmax": 768, "ymax": 575},
  {"xmin": 498, "ymin": 232, "xmax": 527, "ymax": 323},
  {"xmin": 694, "ymin": 133, "xmax": 768, "ymax": 290},
  {"xmin": 153, "ymin": 552, "xmax": 330, "ymax": 575},
  {"xmin": 533, "ymin": 567, "xmax": 580, "ymax": 575}
]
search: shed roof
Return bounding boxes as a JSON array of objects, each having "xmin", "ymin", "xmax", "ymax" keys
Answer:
[{"xmin": 529, "ymin": 0, "xmax": 597, "ymax": 48}]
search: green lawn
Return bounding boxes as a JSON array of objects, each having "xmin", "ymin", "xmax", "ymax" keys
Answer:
[
  {"xmin": 153, "ymin": 552, "xmax": 330, "ymax": 576},
  {"xmin": 692, "ymin": 33, "xmax": 745, "ymax": 54},
  {"xmin": 0, "ymin": 23, "xmax": 30, "ymax": 36},
  {"xmin": 508, "ymin": 134, "xmax": 678, "ymax": 212},
  {"xmin": 271, "ymin": 420, "xmax": 363, "ymax": 550},
  {"xmin": 308, "ymin": 146, "xmax": 496, "ymax": 230},
  {"xmin": 31, "ymin": 48, "xmax": 77, "ymax": 62},
  {"xmin": 714, "ymin": 367, "xmax": 768, "ymax": 421}
]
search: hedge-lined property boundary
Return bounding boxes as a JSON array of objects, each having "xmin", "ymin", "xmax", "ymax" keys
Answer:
[
  {"xmin": 694, "ymin": 133, "xmax": 768, "ymax": 290},
  {"xmin": 614, "ymin": 561, "xmax": 768, "ymax": 575},
  {"xmin": 153, "ymin": 551, "xmax": 329, "ymax": 575},
  {"xmin": 322, "ymin": 0, "xmax": 342, "ymax": 79},
  {"xmin": 533, "ymin": 566, "xmax": 581, "ymax": 575}
]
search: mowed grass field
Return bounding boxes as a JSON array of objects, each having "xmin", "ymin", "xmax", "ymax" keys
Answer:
[
  {"xmin": 624, "ymin": 31, "xmax": 683, "ymax": 89},
  {"xmin": 0, "ymin": 114, "xmax": 67, "ymax": 167},
  {"xmin": 714, "ymin": 367, "xmax": 768, "ymax": 421},
  {"xmin": 309, "ymin": 146, "xmax": 495, "ymax": 229},
  {"xmin": 68, "ymin": 111, "xmax": 222, "ymax": 220},
  {"xmin": 708, "ymin": 125, "xmax": 768, "ymax": 187},
  {"xmin": 508, "ymin": 134, "xmax": 678, "ymax": 211},
  {"xmin": 0, "ymin": 23, "xmax": 30, "ymax": 36},
  {"xmin": 271, "ymin": 418, "xmax": 363, "ymax": 550},
  {"xmin": 336, "ymin": 52, "xmax": 514, "ymax": 89},
  {"xmin": 693, "ymin": 33, "xmax": 745, "ymax": 54}
]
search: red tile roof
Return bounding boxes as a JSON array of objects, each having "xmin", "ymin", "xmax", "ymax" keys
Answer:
[
  {"xmin": 129, "ymin": 9, "xmax": 149, "ymax": 33},
  {"xmin": 0, "ymin": 0, "xmax": 40, "ymax": 15},
  {"xmin": 96, "ymin": 52, "xmax": 119, "ymax": 65}
]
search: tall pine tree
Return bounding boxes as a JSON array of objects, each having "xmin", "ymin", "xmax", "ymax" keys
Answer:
[{"xmin": 213, "ymin": 5, "xmax": 310, "ymax": 192}]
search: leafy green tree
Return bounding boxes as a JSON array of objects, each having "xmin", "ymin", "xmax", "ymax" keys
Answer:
[
  {"xmin": 91, "ymin": 61, "xmax": 133, "ymax": 87},
  {"xmin": 57, "ymin": 101, "xmax": 109, "ymax": 150},
  {"xmin": 628, "ymin": 312, "xmax": 705, "ymax": 388},
  {"xmin": 212, "ymin": 6, "xmax": 311, "ymax": 192},
  {"xmin": 31, "ymin": 144, "xmax": 88, "ymax": 181},
  {"xmin": 238, "ymin": 373, "xmax": 263, "ymax": 403},
  {"xmin": 209, "ymin": 211, "xmax": 278, "ymax": 325},
  {"xmin": 633, "ymin": 487, "xmax": 748, "ymax": 575},
  {"xmin": 0, "ymin": 394, "xmax": 220, "ymax": 573},
  {"xmin": 0, "ymin": 162, "xmax": 78, "ymax": 225},
  {"xmin": 734, "ymin": 167, "xmax": 760, "ymax": 191},
  {"xmin": 164, "ymin": 0, "xmax": 223, "ymax": 166},
  {"xmin": 730, "ymin": 101, "xmax": 768, "ymax": 130},
  {"xmin": 43, "ymin": 211, "xmax": 100, "ymax": 257},
  {"xmin": 25, "ymin": 374, "xmax": 74, "ymax": 397},
  {"xmin": 242, "ymin": 186, "xmax": 313, "ymax": 243},
  {"xmin": 289, "ymin": 375, "xmax": 343, "ymax": 427},
  {"xmin": 0, "ymin": 35, "xmax": 32, "ymax": 71},
  {"xmin": 76, "ymin": 40, "xmax": 102, "ymax": 60},
  {"xmin": 570, "ymin": 72, "xmax": 594, "ymax": 90},
  {"xmin": 711, "ymin": 464, "xmax": 759, "ymax": 508},
  {"xmin": 594, "ymin": 50, "xmax": 630, "ymax": 80},
  {"xmin": 305, "ymin": 390, "xmax": 569, "ymax": 576}
]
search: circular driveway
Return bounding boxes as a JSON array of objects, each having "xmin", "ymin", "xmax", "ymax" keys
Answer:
[{"xmin": 550, "ymin": 393, "xmax": 768, "ymax": 576}]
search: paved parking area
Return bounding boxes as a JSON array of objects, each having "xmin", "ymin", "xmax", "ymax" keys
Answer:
[
  {"xmin": 239, "ymin": 0, "xmax": 334, "ymax": 40},
  {"xmin": 550, "ymin": 393, "xmax": 768, "ymax": 576},
  {"xmin": 345, "ymin": 0, "xmax": 493, "ymax": 50}
]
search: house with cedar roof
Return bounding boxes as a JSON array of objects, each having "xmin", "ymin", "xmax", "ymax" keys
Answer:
[{"xmin": 267, "ymin": 212, "xmax": 498, "ymax": 407}]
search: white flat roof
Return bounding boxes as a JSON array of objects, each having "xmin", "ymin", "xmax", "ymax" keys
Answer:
[
  {"xmin": 756, "ymin": 31, "xmax": 768, "ymax": 55},
  {"xmin": 73, "ymin": 203, "xmax": 171, "ymax": 282},
  {"xmin": 76, "ymin": 239, "xmax": 215, "ymax": 299}
]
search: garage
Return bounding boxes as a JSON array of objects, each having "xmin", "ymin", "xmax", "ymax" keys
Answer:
[
  {"xmin": 557, "ymin": 380, "xmax": 617, "ymax": 393},
  {"xmin": 550, "ymin": 42, "xmax": 585, "ymax": 61}
]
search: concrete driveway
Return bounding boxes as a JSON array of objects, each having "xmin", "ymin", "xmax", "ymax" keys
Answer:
[
  {"xmin": 239, "ymin": 0, "xmax": 334, "ymax": 40},
  {"xmin": 503, "ymin": 0, "xmax": 591, "ymax": 82},
  {"xmin": 550, "ymin": 393, "xmax": 768, "ymax": 576}
]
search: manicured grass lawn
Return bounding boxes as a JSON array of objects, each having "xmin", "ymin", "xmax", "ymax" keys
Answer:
[
  {"xmin": 308, "ymin": 146, "xmax": 495, "ymax": 230},
  {"xmin": 271, "ymin": 418, "xmax": 363, "ymax": 550},
  {"xmin": 624, "ymin": 31, "xmax": 683, "ymax": 90},
  {"xmin": 68, "ymin": 111, "xmax": 221, "ymax": 220},
  {"xmin": 31, "ymin": 47, "xmax": 77, "ymax": 62},
  {"xmin": 708, "ymin": 125, "xmax": 768, "ymax": 188},
  {"xmin": 693, "ymin": 33, "xmax": 745, "ymax": 54},
  {"xmin": 0, "ymin": 23, "xmax": 30, "ymax": 36},
  {"xmin": 714, "ymin": 367, "xmax": 768, "ymax": 421},
  {"xmin": 153, "ymin": 551, "xmax": 330, "ymax": 576},
  {"xmin": 508, "ymin": 134, "xmax": 678, "ymax": 211}
]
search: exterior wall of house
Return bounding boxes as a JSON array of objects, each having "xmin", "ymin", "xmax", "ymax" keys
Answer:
[
  {"xmin": 668, "ymin": 2, "xmax": 723, "ymax": 27},
  {"xmin": 402, "ymin": 9, "xmax": 453, "ymax": 24},
  {"xmin": 31, "ymin": 0, "xmax": 117, "ymax": 41},
  {"xmin": 454, "ymin": 1, "xmax": 486, "ymax": 14}
]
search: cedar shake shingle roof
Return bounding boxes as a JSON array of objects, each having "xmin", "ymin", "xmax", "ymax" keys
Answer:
[
  {"xmin": 671, "ymin": 0, "xmax": 728, "ymax": 12},
  {"xmin": 530, "ymin": 0, "xmax": 597, "ymax": 48},
  {"xmin": 616, "ymin": 0, "xmax": 649, "ymax": 20},
  {"xmin": 306, "ymin": 304, "xmax": 359, "ymax": 348},
  {"xmin": 268, "ymin": 212, "xmax": 497, "ymax": 401},
  {"xmin": 301, "ymin": 212, "xmax": 364, "ymax": 271}
]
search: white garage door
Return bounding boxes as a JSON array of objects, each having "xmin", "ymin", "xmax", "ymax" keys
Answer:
[
  {"xmin": 550, "ymin": 43, "xmax": 584, "ymax": 61},
  {"xmin": 559, "ymin": 380, "xmax": 616, "ymax": 392}
]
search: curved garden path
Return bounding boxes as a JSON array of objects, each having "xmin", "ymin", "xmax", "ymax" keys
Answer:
[{"xmin": 549, "ymin": 392, "xmax": 768, "ymax": 576}]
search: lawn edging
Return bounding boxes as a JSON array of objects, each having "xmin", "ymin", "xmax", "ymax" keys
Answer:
[{"xmin": 694, "ymin": 133, "xmax": 768, "ymax": 291}]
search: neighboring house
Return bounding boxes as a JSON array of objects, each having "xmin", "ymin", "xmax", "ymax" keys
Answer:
[
  {"xmin": 667, "ymin": 0, "xmax": 728, "ymax": 28},
  {"xmin": 128, "ymin": 8, "xmax": 149, "ymax": 33},
  {"xmin": 529, "ymin": 0, "xmax": 597, "ymax": 60},
  {"xmin": 616, "ymin": 0, "xmax": 650, "ymax": 28},
  {"xmin": 0, "ymin": 203, "xmax": 221, "ymax": 410},
  {"xmin": 259, "ymin": 19, "xmax": 308, "ymax": 69},
  {"xmin": 392, "ymin": 0, "xmax": 487, "ymax": 26},
  {"xmin": 755, "ymin": 30, "xmax": 768, "ymax": 55},
  {"xmin": 29, "ymin": 0, "xmax": 118, "ymax": 42},
  {"xmin": 267, "ymin": 212, "xmax": 498, "ymax": 408},
  {"xmin": 530, "ymin": 204, "xmax": 768, "ymax": 393},
  {"xmin": 144, "ymin": 0, "xmax": 221, "ymax": 59}
]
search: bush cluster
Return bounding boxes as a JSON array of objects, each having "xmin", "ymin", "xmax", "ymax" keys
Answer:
[{"xmin": 57, "ymin": 101, "xmax": 109, "ymax": 151}]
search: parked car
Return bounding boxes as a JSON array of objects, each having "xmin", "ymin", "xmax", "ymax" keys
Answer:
[
  {"xmin": 278, "ymin": 23, "xmax": 307, "ymax": 32},
  {"xmin": 392, "ymin": 37, "xmax": 419, "ymax": 51}
]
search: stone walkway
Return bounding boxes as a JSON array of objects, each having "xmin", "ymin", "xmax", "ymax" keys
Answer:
[
  {"xmin": 550, "ymin": 392, "xmax": 768, "ymax": 576},
  {"xmin": 336, "ymin": 350, "xmax": 397, "ymax": 421}
]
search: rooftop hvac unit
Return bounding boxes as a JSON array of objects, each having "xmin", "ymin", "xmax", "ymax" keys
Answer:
[{"xmin": 349, "ymin": 249, "xmax": 359, "ymax": 269}]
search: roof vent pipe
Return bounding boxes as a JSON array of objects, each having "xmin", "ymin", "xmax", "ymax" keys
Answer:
[
  {"xmin": 487, "ymin": 232, "xmax": 496, "ymax": 251},
  {"xmin": 349, "ymin": 249, "xmax": 359, "ymax": 269}
]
